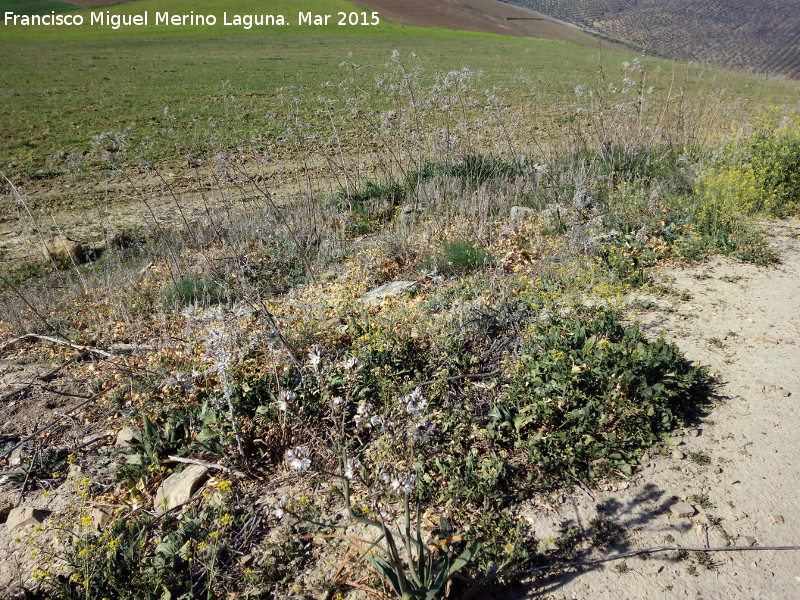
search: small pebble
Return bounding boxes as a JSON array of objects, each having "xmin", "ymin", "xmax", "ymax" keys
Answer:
[
  {"xmin": 728, "ymin": 478, "xmax": 740, "ymax": 485},
  {"xmin": 670, "ymin": 502, "xmax": 696, "ymax": 518},
  {"xmin": 727, "ymin": 509, "xmax": 747, "ymax": 522},
  {"xmin": 672, "ymin": 450, "xmax": 685, "ymax": 460},
  {"xmin": 771, "ymin": 514, "xmax": 785, "ymax": 524},
  {"xmin": 743, "ymin": 536, "xmax": 757, "ymax": 547},
  {"xmin": 713, "ymin": 466, "xmax": 723, "ymax": 474}
]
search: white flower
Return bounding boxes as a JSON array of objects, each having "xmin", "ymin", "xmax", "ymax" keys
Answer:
[
  {"xmin": 273, "ymin": 498, "xmax": 288, "ymax": 519},
  {"xmin": 344, "ymin": 356, "xmax": 362, "ymax": 371},
  {"xmin": 411, "ymin": 420, "xmax": 434, "ymax": 443},
  {"xmin": 343, "ymin": 457, "xmax": 360, "ymax": 481},
  {"xmin": 389, "ymin": 472, "xmax": 416, "ymax": 495},
  {"xmin": 332, "ymin": 396, "xmax": 344, "ymax": 409},
  {"xmin": 308, "ymin": 345, "xmax": 323, "ymax": 367},
  {"xmin": 400, "ymin": 388, "xmax": 427, "ymax": 418},
  {"xmin": 277, "ymin": 390, "xmax": 296, "ymax": 411},
  {"xmin": 354, "ymin": 403, "xmax": 372, "ymax": 427},
  {"xmin": 286, "ymin": 446, "xmax": 312, "ymax": 471}
]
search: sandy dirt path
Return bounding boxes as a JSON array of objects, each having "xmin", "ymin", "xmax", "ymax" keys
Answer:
[{"xmin": 522, "ymin": 218, "xmax": 800, "ymax": 599}]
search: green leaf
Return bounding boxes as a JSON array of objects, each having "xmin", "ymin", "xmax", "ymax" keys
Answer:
[
  {"xmin": 196, "ymin": 427, "xmax": 218, "ymax": 443},
  {"xmin": 363, "ymin": 554, "xmax": 403, "ymax": 597},
  {"xmin": 448, "ymin": 541, "xmax": 482, "ymax": 576}
]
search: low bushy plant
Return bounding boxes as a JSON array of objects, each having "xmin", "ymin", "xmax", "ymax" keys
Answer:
[
  {"xmin": 164, "ymin": 273, "xmax": 225, "ymax": 307},
  {"xmin": 427, "ymin": 240, "xmax": 491, "ymax": 276},
  {"xmin": 498, "ymin": 308, "xmax": 708, "ymax": 490}
]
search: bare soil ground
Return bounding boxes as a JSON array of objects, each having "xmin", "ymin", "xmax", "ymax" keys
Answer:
[
  {"xmin": 355, "ymin": 0, "xmax": 630, "ymax": 52},
  {"xmin": 521, "ymin": 218, "xmax": 800, "ymax": 599}
]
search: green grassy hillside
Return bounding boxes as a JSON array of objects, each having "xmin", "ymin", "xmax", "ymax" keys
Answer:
[{"xmin": 0, "ymin": 0, "xmax": 796, "ymax": 181}]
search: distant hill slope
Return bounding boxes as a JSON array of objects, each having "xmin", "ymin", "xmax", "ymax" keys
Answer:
[
  {"xmin": 355, "ymin": 0, "xmax": 629, "ymax": 52},
  {"xmin": 501, "ymin": 0, "xmax": 800, "ymax": 78}
]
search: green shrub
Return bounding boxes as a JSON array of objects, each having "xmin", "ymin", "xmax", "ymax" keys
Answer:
[
  {"xmin": 164, "ymin": 274, "xmax": 225, "ymax": 307},
  {"xmin": 746, "ymin": 130, "xmax": 800, "ymax": 216},
  {"xmin": 428, "ymin": 240, "xmax": 491, "ymax": 276},
  {"xmin": 698, "ymin": 124, "xmax": 800, "ymax": 220},
  {"xmin": 447, "ymin": 154, "xmax": 525, "ymax": 185},
  {"xmin": 498, "ymin": 309, "xmax": 708, "ymax": 490},
  {"xmin": 42, "ymin": 496, "xmax": 252, "ymax": 600}
]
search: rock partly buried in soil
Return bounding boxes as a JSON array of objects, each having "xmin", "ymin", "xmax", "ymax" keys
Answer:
[
  {"xmin": 728, "ymin": 509, "xmax": 747, "ymax": 522},
  {"xmin": 670, "ymin": 502, "xmax": 696, "ymax": 518},
  {"xmin": 115, "ymin": 426, "xmax": 140, "ymax": 448},
  {"xmin": 6, "ymin": 507, "xmax": 51, "ymax": 531},
  {"xmin": 743, "ymin": 536, "xmax": 758, "ymax": 547},
  {"xmin": 41, "ymin": 234, "xmax": 85, "ymax": 262},
  {"xmin": 154, "ymin": 464, "xmax": 209, "ymax": 513},
  {"xmin": 8, "ymin": 446, "xmax": 27, "ymax": 467},
  {"xmin": 361, "ymin": 281, "xmax": 418, "ymax": 304},
  {"xmin": 89, "ymin": 507, "xmax": 112, "ymax": 530}
]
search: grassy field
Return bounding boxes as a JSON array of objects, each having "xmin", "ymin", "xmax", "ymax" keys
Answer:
[{"xmin": 1, "ymin": 0, "xmax": 797, "ymax": 182}]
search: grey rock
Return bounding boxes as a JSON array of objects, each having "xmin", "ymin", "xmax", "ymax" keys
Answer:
[
  {"xmin": 743, "ymin": 536, "xmax": 757, "ymax": 547},
  {"xmin": 124, "ymin": 453, "xmax": 143, "ymax": 466},
  {"xmin": 153, "ymin": 464, "xmax": 209, "ymax": 513},
  {"xmin": 89, "ymin": 508, "xmax": 112, "ymax": 530},
  {"xmin": 712, "ymin": 466, "xmax": 723, "ymax": 474},
  {"xmin": 8, "ymin": 446, "xmax": 26, "ymax": 467},
  {"xmin": 509, "ymin": 206, "xmax": 537, "ymax": 224},
  {"xmin": 671, "ymin": 450, "xmax": 685, "ymax": 460},
  {"xmin": 771, "ymin": 514, "xmax": 785, "ymax": 524},
  {"xmin": 115, "ymin": 426, "xmax": 140, "ymax": 449},
  {"xmin": 6, "ymin": 507, "xmax": 51, "ymax": 531},
  {"xmin": 42, "ymin": 235, "xmax": 85, "ymax": 262},
  {"xmin": 67, "ymin": 463, "xmax": 83, "ymax": 480},
  {"xmin": 670, "ymin": 502, "xmax": 696, "ymax": 518},
  {"xmin": 727, "ymin": 509, "xmax": 747, "ymax": 522},
  {"xmin": 361, "ymin": 281, "xmax": 418, "ymax": 304}
]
